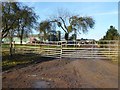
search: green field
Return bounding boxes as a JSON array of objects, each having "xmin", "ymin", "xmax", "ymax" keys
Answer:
[
  {"xmin": 1, "ymin": 43, "xmax": 75, "ymax": 71},
  {"xmin": 2, "ymin": 43, "xmax": 119, "ymax": 71},
  {"xmin": 2, "ymin": 44, "xmax": 50, "ymax": 71}
]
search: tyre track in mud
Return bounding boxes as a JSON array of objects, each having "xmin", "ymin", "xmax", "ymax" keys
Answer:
[{"xmin": 2, "ymin": 59, "xmax": 118, "ymax": 88}]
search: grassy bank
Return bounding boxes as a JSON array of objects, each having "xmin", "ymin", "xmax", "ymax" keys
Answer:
[{"xmin": 2, "ymin": 44, "xmax": 56, "ymax": 71}]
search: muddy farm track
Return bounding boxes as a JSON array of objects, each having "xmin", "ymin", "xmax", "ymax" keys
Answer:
[{"xmin": 2, "ymin": 58, "xmax": 118, "ymax": 88}]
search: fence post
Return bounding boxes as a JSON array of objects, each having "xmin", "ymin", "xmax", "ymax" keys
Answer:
[
  {"xmin": 109, "ymin": 41, "xmax": 110, "ymax": 59},
  {"xmin": 92, "ymin": 40, "xmax": 94, "ymax": 59},
  {"xmin": 117, "ymin": 40, "xmax": 119, "ymax": 61},
  {"xmin": 76, "ymin": 40, "xmax": 77, "ymax": 57},
  {"xmin": 60, "ymin": 42, "xmax": 62, "ymax": 59}
]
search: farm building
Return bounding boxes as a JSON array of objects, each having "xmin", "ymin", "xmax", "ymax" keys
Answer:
[{"xmin": 2, "ymin": 36, "xmax": 40, "ymax": 44}]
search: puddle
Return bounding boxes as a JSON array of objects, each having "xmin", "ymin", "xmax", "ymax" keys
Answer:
[{"xmin": 33, "ymin": 81, "xmax": 51, "ymax": 88}]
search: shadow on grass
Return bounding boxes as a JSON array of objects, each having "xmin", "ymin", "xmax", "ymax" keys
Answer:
[{"xmin": 2, "ymin": 53, "xmax": 57, "ymax": 72}]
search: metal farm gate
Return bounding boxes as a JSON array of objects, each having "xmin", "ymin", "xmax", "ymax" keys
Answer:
[
  {"xmin": 39, "ymin": 40, "xmax": 119, "ymax": 61},
  {"xmin": 16, "ymin": 40, "xmax": 119, "ymax": 61}
]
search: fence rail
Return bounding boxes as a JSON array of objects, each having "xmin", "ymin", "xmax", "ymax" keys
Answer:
[{"xmin": 15, "ymin": 40, "xmax": 119, "ymax": 61}]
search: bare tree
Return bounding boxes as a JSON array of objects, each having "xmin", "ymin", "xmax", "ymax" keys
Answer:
[{"xmin": 49, "ymin": 8, "xmax": 95, "ymax": 41}]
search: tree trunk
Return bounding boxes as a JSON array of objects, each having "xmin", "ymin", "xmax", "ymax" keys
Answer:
[
  {"xmin": 9, "ymin": 31, "xmax": 13, "ymax": 58},
  {"xmin": 65, "ymin": 33, "xmax": 69, "ymax": 41},
  {"xmin": 74, "ymin": 29, "xmax": 77, "ymax": 41},
  {"xmin": 20, "ymin": 36, "xmax": 23, "ymax": 45},
  {"xmin": 20, "ymin": 27, "xmax": 24, "ymax": 45}
]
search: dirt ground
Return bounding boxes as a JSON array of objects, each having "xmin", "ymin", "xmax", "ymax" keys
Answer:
[{"xmin": 2, "ymin": 58, "xmax": 118, "ymax": 88}]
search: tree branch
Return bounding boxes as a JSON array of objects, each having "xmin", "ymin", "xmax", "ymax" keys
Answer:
[
  {"xmin": 59, "ymin": 17, "xmax": 68, "ymax": 31},
  {"xmin": 50, "ymin": 20, "xmax": 67, "ymax": 33}
]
